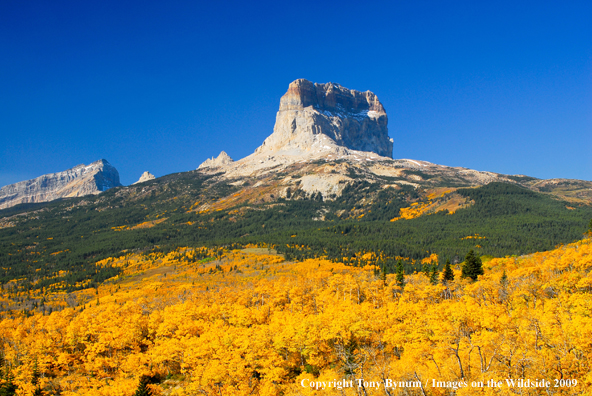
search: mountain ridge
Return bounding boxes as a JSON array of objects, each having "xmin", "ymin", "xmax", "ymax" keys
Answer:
[
  {"xmin": 193, "ymin": 79, "xmax": 591, "ymax": 206},
  {"xmin": 3, "ymin": 80, "xmax": 591, "ymax": 211},
  {"xmin": 0, "ymin": 159, "xmax": 122, "ymax": 210}
]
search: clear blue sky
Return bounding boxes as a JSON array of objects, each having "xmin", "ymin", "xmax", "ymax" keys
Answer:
[{"xmin": 1, "ymin": 0, "xmax": 590, "ymax": 186}]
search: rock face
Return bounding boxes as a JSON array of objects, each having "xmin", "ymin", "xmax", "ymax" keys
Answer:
[
  {"xmin": 255, "ymin": 79, "xmax": 393, "ymax": 158},
  {"xmin": 0, "ymin": 159, "xmax": 122, "ymax": 210},
  {"xmin": 198, "ymin": 151, "xmax": 234, "ymax": 169},
  {"xmin": 133, "ymin": 171, "xmax": 156, "ymax": 185}
]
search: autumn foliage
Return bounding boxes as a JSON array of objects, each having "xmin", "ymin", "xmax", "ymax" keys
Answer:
[{"xmin": 0, "ymin": 237, "xmax": 591, "ymax": 395}]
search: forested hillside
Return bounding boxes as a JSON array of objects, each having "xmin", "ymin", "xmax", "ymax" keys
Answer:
[{"xmin": 0, "ymin": 167, "xmax": 590, "ymax": 300}]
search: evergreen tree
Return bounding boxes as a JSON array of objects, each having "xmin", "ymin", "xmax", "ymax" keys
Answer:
[
  {"xmin": 380, "ymin": 266, "xmax": 387, "ymax": 286},
  {"xmin": 31, "ymin": 359, "xmax": 44, "ymax": 395},
  {"xmin": 134, "ymin": 376, "xmax": 153, "ymax": 396},
  {"xmin": 429, "ymin": 264, "xmax": 438, "ymax": 285},
  {"xmin": 0, "ymin": 369, "xmax": 17, "ymax": 396},
  {"xmin": 0, "ymin": 382, "xmax": 16, "ymax": 396},
  {"xmin": 461, "ymin": 250, "xmax": 484, "ymax": 281},
  {"xmin": 31, "ymin": 360, "xmax": 40, "ymax": 387},
  {"xmin": 441, "ymin": 259, "xmax": 454, "ymax": 284},
  {"xmin": 500, "ymin": 270, "xmax": 508, "ymax": 287},
  {"xmin": 500, "ymin": 270, "xmax": 509, "ymax": 300},
  {"xmin": 421, "ymin": 263, "xmax": 430, "ymax": 276},
  {"xmin": 395, "ymin": 260, "xmax": 405, "ymax": 288}
]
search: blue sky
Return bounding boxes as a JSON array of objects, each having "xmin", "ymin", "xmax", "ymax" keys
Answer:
[{"xmin": 1, "ymin": 0, "xmax": 590, "ymax": 186}]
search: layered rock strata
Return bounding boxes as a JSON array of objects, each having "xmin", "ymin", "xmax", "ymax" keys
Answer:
[
  {"xmin": 255, "ymin": 79, "xmax": 393, "ymax": 158},
  {"xmin": 0, "ymin": 159, "xmax": 122, "ymax": 210}
]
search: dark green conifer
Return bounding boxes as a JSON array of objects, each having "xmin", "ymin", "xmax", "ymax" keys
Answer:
[
  {"xmin": 395, "ymin": 260, "xmax": 405, "ymax": 288},
  {"xmin": 429, "ymin": 264, "xmax": 438, "ymax": 285},
  {"xmin": 0, "ymin": 382, "xmax": 17, "ymax": 396},
  {"xmin": 421, "ymin": 263, "xmax": 430, "ymax": 276},
  {"xmin": 461, "ymin": 250, "xmax": 484, "ymax": 281},
  {"xmin": 500, "ymin": 270, "xmax": 508, "ymax": 287},
  {"xmin": 134, "ymin": 376, "xmax": 152, "ymax": 396},
  {"xmin": 0, "ymin": 368, "xmax": 17, "ymax": 396},
  {"xmin": 31, "ymin": 359, "xmax": 44, "ymax": 395},
  {"xmin": 31, "ymin": 360, "xmax": 40, "ymax": 387},
  {"xmin": 500, "ymin": 270, "xmax": 509, "ymax": 300},
  {"xmin": 380, "ymin": 266, "xmax": 387, "ymax": 286},
  {"xmin": 441, "ymin": 259, "xmax": 454, "ymax": 284}
]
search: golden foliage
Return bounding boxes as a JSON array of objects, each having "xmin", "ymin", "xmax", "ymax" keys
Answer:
[{"xmin": 0, "ymin": 239, "xmax": 591, "ymax": 394}]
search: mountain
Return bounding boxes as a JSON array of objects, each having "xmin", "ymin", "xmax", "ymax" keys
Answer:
[
  {"xmin": 133, "ymin": 171, "xmax": 156, "ymax": 184},
  {"xmin": 195, "ymin": 80, "xmax": 592, "ymax": 206},
  {"xmin": 0, "ymin": 80, "xmax": 591, "ymax": 298},
  {"xmin": 254, "ymin": 79, "xmax": 392, "ymax": 159},
  {"xmin": 0, "ymin": 80, "xmax": 590, "ymax": 396},
  {"xmin": 0, "ymin": 159, "xmax": 121, "ymax": 210},
  {"xmin": 198, "ymin": 151, "xmax": 234, "ymax": 169}
]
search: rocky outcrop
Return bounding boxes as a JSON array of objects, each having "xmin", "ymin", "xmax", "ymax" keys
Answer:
[
  {"xmin": 255, "ymin": 79, "xmax": 393, "ymax": 158},
  {"xmin": 0, "ymin": 159, "xmax": 122, "ymax": 210},
  {"xmin": 133, "ymin": 171, "xmax": 156, "ymax": 185},
  {"xmin": 198, "ymin": 151, "xmax": 234, "ymax": 169}
]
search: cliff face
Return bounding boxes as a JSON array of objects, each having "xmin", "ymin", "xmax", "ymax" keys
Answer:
[
  {"xmin": 255, "ymin": 79, "xmax": 393, "ymax": 158},
  {"xmin": 0, "ymin": 159, "xmax": 121, "ymax": 210}
]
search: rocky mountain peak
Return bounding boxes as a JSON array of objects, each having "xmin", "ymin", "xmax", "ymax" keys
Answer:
[
  {"xmin": 0, "ymin": 159, "xmax": 122, "ymax": 210},
  {"xmin": 279, "ymin": 79, "xmax": 386, "ymax": 114},
  {"xmin": 198, "ymin": 151, "xmax": 234, "ymax": 169},
  {"xmin": 133, "ymin": 171, "xmax": 156, "ymax": 185},
  {"xmin": 255, "ymin": 79, "xmax": 392, "ymax": 158}
]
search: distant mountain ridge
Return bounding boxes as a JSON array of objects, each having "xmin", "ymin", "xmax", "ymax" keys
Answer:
[
  {"xmin": 2, "ymin": 79, "xmax": 591, "ymax": 213},
  {"xmin": 198, "ymin": 151, "xmax": 234, "ymax": 169},
  {"xmin": 0, "ymin": 159, "xmax": 121, "ymax": 210},
  {"xmin": 133, "ymin": 171, "xmax": 156, "ymax": 185}
]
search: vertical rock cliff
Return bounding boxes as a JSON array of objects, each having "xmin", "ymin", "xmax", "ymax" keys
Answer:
[{"xmin": 255, "ymin": 79, "xmax": 393, "ymax": 158}]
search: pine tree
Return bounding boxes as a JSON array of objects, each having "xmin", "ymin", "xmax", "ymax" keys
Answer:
[
  {"xmin": 0, "ymin": 368, "xmax": 17, "ymax": 396},
  {"xmin": 31, "ymin": 360, "xmax": 40, "ymax": 387},
  {"xmin": 441, "ymin": 259, "xmax": 454, "ymax": 284},
  {"xmin": 461, "ymin": 250, "xmax": 484, "ymax": 281},
  {"xmin": 500, "ymin": 270, "xmax": 508, "ymax": 287},
  {"xmin": 31, "ymin": 360, "xmax": 43, "ymax": 395},
  {"xmin": 0, "ymin": 382, "xmax": 16, "ymax": 396},
  {"xmin": 422, "ymin": 263, "xmax": 430, "ymax": 276},
  {"xmin": 429, "ymin": 264, "xmax": 438, "ymax": 285},
  {"xmin": 134, "ymin": 376, "xmax": 153, "ymax": 396},
  {"xmin": 395, "ymin": 260, "xmax": 405, "ymax": 288},
  {"xmin": 500, "ymin": 270, "xmax": 509, "ymax": 300},
  {"xmin": 380, "ymin": 266, "xmax": 387, "ymax": 286}
]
